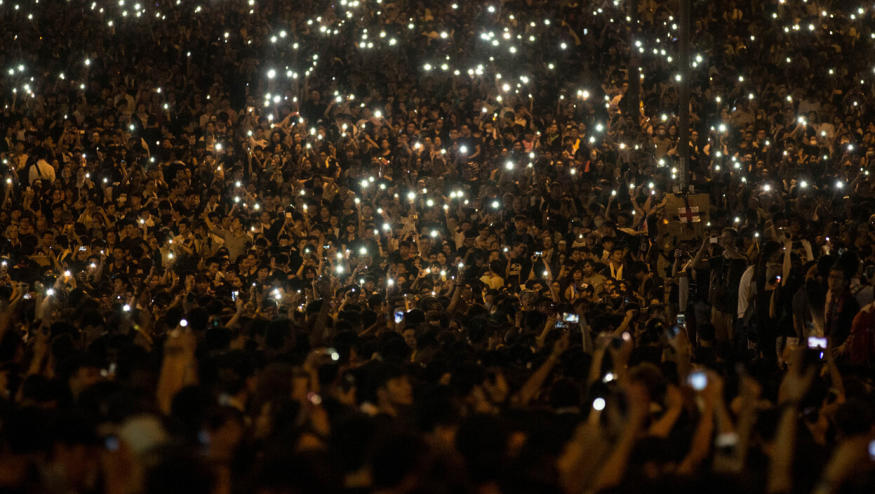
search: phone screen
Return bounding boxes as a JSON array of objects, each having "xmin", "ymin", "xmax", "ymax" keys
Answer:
[
  {"xmin": 807, "ymin": 336, "xmax": 827, "ymax": 349},
  {"xmin": 688, "ymin": 371, "xmax": 708, "ymax": 391},
  {"xmin": 394, "ymin": 310, "xmax": 405, "ymax": 324}
]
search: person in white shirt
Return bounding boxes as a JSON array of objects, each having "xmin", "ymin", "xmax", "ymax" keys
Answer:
[
  {"xmin": 28, "ymin": 158, "xmax": 56, "ymax": 185},
  {"xmin": 737, "ymin": 265, "xmax": 755, "ymax": 320}
]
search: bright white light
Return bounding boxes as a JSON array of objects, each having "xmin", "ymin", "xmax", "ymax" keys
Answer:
[{"xmin": 592, "ymin": 397, "xmax": 606, "ymax": 411}]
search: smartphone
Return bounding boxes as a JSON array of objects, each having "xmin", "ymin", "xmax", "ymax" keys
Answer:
[
  {"xmin": 562, "ymin": 312, "xmax": 579, "ymax": 324},
  {"xmin": 688, "ymin": 371, "xmax": 708, "ymax": 391},
  {"xmin": 394, "ymin": 309, "xmax": 405, "ymax": 324},
  {"xmin": 79, "ymin": 246, "xmax": 87, "ymax": 252},
  {"xmin": 534, "ymin": 251, "xmax": 543, "ymax": 257},
  {"xmin": 676, "ymin": 314, "xmax": 686, "ymax": 328},
  {"xmin": 709, "ymin": 237, "xmax": 719, "ymax": 244},
  {"xmin": 231, "ymin": 290, "xmax": 238, "ymax": 302},
  {"xmin": 808, "ymin": 336, "xmax": 827, "ymax": 360},
  {"xmin": 807, "ymin": 336, "xmax": 827, "ymax": 349}
]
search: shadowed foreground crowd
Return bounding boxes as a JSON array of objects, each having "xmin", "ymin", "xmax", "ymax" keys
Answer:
[{"xmin": 1, "ymin": 1, "xmax": 874, "ymax": 494}]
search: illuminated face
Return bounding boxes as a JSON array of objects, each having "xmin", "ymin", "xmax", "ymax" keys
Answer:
[
  {"xmin": 827, "ymin": 270, "xmax": 847, "ymax": 292},
  {"xmin": 383, "ymin": 376, "xmax": 413, "ymax": 406}
]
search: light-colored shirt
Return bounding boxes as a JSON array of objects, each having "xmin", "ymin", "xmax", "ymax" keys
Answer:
[
  {"xmin": 28, "ymin": 159, "xmax": 56, "ymax": 185},
  {"xmin": 737, "ymin": 265, "xmax": 755, "ymax": 319},
  {"xmin": 480, "ymin": 273, "xmax": 505, "ymax": 290}
]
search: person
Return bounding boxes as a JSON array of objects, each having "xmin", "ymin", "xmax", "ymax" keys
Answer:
[
  {"xmin": 824, "ymin": 257, "xmax": 861, "ymax": 348},
  {"xmin": 706, "ymin": 229, "xmax": 748, "ymax": 350},
  {"xmin": 840, "ymin": 301, "xmax": 875, "ymax": 365},
  {"xmin": 479, "ymin": 260, "xmax": 505, "ymax": 290},
  {"xmin": 26, "ymin": 155, "xmax": 56, "ymax": 186}
]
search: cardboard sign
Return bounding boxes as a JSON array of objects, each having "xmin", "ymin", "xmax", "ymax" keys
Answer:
[{"xmin": 659, "ymin": 194, "xmax": 710, "ymax": 240}]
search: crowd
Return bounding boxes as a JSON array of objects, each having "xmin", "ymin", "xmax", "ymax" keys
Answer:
[{"xmin": 1, "ymin": 0, "xmax": 875, "ymax": 493}]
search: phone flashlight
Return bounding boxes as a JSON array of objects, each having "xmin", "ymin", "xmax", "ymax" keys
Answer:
[{"xmin": 688, "ymin": 371, "xmax": 708, "ymax": 391}]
